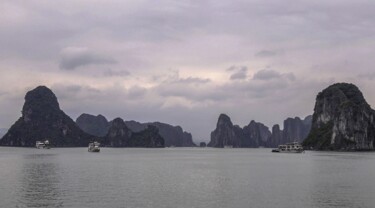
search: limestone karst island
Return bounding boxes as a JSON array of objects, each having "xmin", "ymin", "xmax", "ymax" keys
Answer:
[{"xmin": 0, "ymin": 83, "xmax": 374, "ymax": 151}]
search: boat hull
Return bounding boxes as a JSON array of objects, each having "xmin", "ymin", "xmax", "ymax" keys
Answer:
[
  {"xmin": 272, "ymin": 149, "xmax": 304, "ymax": 153},
  {"xmin": 88, "ymin": 141, "xmax": 101, "ymax": 152},
  {"xmin": 271, "ymin": 142, "xmax": 304, "ymax": 153},
  {"xmin": 88, "ymin": 148, "xmax": 100, "ymax": 152},
  {"xmin": 36, "ymin": 140, "xmax": 50, "ymax": 149}
]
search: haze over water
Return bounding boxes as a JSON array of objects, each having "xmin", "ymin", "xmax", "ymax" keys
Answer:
[{"xmin": 0, "ymin": 147, "xmax": 374, "ymax": 208}]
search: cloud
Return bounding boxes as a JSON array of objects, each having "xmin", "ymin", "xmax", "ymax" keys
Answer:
[
  {"xmin": 172, "ymin": 77, "xmax": 211, "ymax": 84},
  {"xmin": 127, "ymin": 86, "xmax": 147, "ymax": 99},
  {"xmin": 103, "ymin": 69, "xmax": 131, "ymax": 77},
  {"xmin": 2, "ymin": 0, "xmax": 375, "ymax": 142},
  {"xmin": 253, "ymin": 69, "xmax": 295, "ymax": 81},
  {"xmin": 154, "ymin": 71, "xmax": 220, "ymax": 102},
  {"xmin": 230, "ymin": 71, "xmax": 247, "ymax": 80},
  {"xmin": 358, "ymin": 73, "xmax": 375, "ymax": 81},
  {"xmin": 255, "ymin": 50, "xmax": 278, "ymax": 57},
  {"xmin": 0, "ymin": 91, "xmax": 6, "ymax": 97},
  {"xmin": 227, "ymin": 66, "xmax": 248, "ymax": 80},
  {"xmin": 51, "ymin": 84, "xmax": 101, "ymax": 100},
  {"xmin": 59, "ymin": 47, "xmax": 116, "ymax": 70}
]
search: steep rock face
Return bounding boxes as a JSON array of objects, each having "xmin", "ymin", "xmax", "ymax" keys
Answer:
[
  {"xmin": 0, "ymin": 86, "xmax": 91, "ymax": 147},
  {"xmin": 150, "ymin": 122, "xmax": 195, "ymax": 147},
  {"xmin": 268, "ymin": 125, "xmax": 283, "ymax": 147},
  {"xmin": 0, "ymin": 128, "xmax": 7, "ymax": 139},
  {"xmin": 209, "ymin": 113, "xmax": 312, "ymax": 148},
  {"xmin": 208, "ymin": 114, "xmax": 240, "ymax": 147},
  {"xmin": 129, "ymin": 125, "xmax": 165, "ymax": 148},
  {"xmin": 105, "ymin": 118, "xmax": 132, "ymax": 147},
  {"xmin": 282, "ymin": 116, "xmax": 312, "ymax": 144},
  {"xmin": 303, "ymin": 115, "xmax": 312, "ymax": 128},
  {"xmin": 125, "ymin": 120, "xmax": 195, "ymax": 147},
  {"xmin": 303, "ymin": 83, "xmax": 375, "ymax": 150},
  {"xmin": 125, "ymin": 120, "xmax": 147, "ymax": 132},
  {"xmin": 75, "ymin": 113, "xmax": 195, "ymax": 147},
  {"xmin": 105, "ymin": 118, "xmax": 164, "ymax": 147},
  {"xmin": 242, "ymin": 121, "xmax": 271, "ymax": 147},
  {"xmin": 76, "ymin": 114, "xmax": 110, "ymax": 137}
]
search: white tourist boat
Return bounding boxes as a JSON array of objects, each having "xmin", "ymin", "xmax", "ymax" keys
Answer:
[
  {"xmin": 272, "ymin": 142, "xmax": 304, "ymax": 153},
  {"xmin": 88, "ymin": 142, "xmax": 100, "ymax": 152},
  {"xmin": 35, "ymin": 140, "xmax": 50, "ymax": 149}
]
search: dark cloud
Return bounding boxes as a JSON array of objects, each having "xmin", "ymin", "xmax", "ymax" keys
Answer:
[
  {"xmin": 59, "ymin": 47, "xmax": 116, "ymax": 70},
  {"xmin": 230, "ymin": 71, "xmax": 247, "ymax": 80},
  {"xmin": 227, "ymin": 66, "xmax": 248, "ymax": 80},
  {"xmin": 253, "ymin": 69, "xmax": 280, "ymax": 80}
]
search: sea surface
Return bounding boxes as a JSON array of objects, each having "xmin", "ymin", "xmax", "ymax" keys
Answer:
[{"xmin": 0, "ymin": 147, "xmax": 374, "ymax": 208}]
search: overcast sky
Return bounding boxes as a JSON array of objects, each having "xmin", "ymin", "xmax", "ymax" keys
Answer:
[{"xmin": 1, "ymin": 0, "xmax": 375, "ymax": 142}]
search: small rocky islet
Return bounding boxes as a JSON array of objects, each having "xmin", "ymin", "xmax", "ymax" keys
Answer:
[{"xmin": 0, "ymin": 83, "xmax": 374, "ymax": 151}]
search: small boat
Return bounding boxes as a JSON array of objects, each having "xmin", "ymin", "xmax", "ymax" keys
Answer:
[
  {"xmin": 35, "ymin": 140, "xmax": 50, "ymax": 149},
  {"xmin": 88, "ymin": 142, "xmax": 100, "ymax": 152},
  {"xmin": 272, "ymin": 142, "xmax": 304, "ymax": 153}
]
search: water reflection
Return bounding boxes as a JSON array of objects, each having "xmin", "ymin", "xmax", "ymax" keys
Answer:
[{"xmin": 18, "ymin": 154, "xmax": 63, "ymax": 208}]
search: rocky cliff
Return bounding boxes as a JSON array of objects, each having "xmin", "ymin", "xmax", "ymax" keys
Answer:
[
  {"xmin": 0, "ymin": 86, "xmax": 92, "ymax": 147},
  {"xmin": 0, "ymin": 128, "xmax": 7, "ymax": 139},
  {"xmin": 129, "ymin": 125, "xmax": 165, "ymax": 148},
  {"xmin": 122, "ymin": 120, "xmax": 195, "ymax": 147},
  {"xmin": 268, "ymin": 125, "xmax": 283, "ymax": 147},
  {"xmin": 105, "ymin": 118, "xmax": 164, "ymax": 147},
  {"xmin": 76, "ymin": 113, "xmax": 195, "ymax": 147},
  {"xmin": 208, "ymin": 114, "xmax": 312, "ymax": 148},
  {"xmin": 282, "ymin": 116, "xmax": 312, "ymax": 144},
  {"xmin": 76, "ymin": 114, "xmax": 110, "ymax": 137},
  {"xmin": 105, "ymin": 118, "xmax": 132, "ymax": 147},
  {"xmin": 303, "ymin": 83, "xmax": 375, "ymax": 150},
  {"xmin": 242, "ymin": 120, "xmax": 271, "ymax": 147},
  {"xmin": 208, "ymin": 114, "xmax": 240, "ymax": 147}
]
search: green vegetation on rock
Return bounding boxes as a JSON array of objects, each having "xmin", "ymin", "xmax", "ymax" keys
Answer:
[
  {"xmin": 303, "ymin": 83, "xmax": 375, "ymax": 151},
  {"xmin": 302, "ymin": 121, "xmax": 333, "ymax": 150}
]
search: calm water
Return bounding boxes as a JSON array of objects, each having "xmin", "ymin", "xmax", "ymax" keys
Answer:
[{"xmin": 0, "ymin": 147, "xmax": 374, "ymax": 208}]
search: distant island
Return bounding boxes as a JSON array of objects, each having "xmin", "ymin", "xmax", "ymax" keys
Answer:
[
  {"xmin": 0, "ymin": 83, "xmax": 374, "ymax": 151},
  {"xmin": 208, "ymin": 114, "xmax": 311, "ymax": 148},
  {"xmin": 76, "ymin": 113, "xmax": 196, "ymax": 147}
]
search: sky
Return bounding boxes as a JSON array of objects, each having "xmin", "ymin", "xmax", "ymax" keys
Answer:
[{"xmin": 1, "ymin": 0, "xmax": 375, "ymax": 142}]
